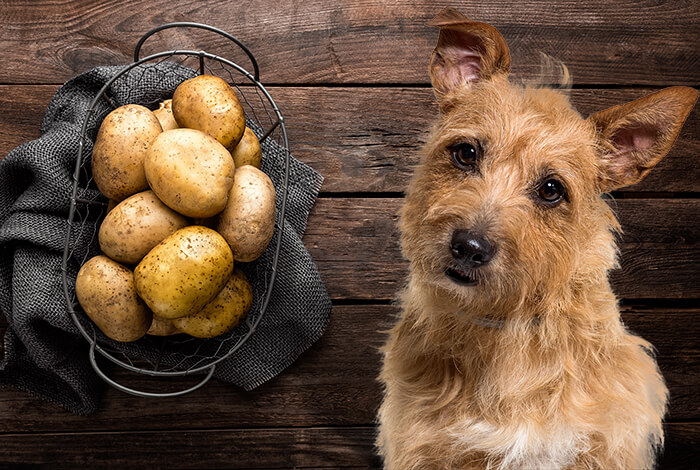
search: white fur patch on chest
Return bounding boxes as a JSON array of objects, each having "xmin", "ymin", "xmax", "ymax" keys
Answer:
[{"xmin": 447, "ymin": 419, "xmax": 589, "ymax": 470}]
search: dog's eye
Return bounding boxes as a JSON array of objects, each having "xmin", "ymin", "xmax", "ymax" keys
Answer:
[
  {"xmin": 537, "ymin": 178, "xmax": 567, "ymax": 206},
  {"xmin": 450, "ymin": 142, "xmax": 479, "ymax": 170}
]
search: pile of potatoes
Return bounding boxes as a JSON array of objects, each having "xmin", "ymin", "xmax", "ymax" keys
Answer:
[{"xmin": 76, "ymin": 75, "xmax": 276, "ymax": 342}]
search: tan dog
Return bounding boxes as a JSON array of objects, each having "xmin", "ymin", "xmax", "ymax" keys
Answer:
[{"xmin": 377, "ymin": 8, "xmax": 697, "ymax": 470}]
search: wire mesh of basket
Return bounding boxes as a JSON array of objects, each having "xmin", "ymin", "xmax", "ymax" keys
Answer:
[{"xmin": 59, "ymin": 23, "xmax": 290, "ymax": 397}]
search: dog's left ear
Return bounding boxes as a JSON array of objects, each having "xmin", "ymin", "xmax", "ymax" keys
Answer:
[
  {"xmin": 587, "ymin": 86, "xmax": 698, "ymax": 191},
  {"xmin": 428, "ymin": 8, "xmax": 511, "ymax": 101}
]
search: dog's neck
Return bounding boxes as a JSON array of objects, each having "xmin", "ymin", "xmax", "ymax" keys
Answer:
[
  {"xmin": 388, "ymin": 277, "xmax": 627, "ymax": 422},
  {"xmin": 398, "ymin": 275, "xmax": 623, "ymax": 358}
]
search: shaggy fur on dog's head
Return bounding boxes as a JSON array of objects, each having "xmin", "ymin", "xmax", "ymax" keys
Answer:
[{"xmin": 378, "ymin": 7, "xmax": 697, "ymax": 470}]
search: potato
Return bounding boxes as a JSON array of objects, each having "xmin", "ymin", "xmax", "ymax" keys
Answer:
[
  {"xmin": 106, "ymin": 199, "xmax": 118, "ymax": 214},
  {"xmin": 153, "ymin": 99, "xmax": 179, "ymax": 131},
  {"xmin": 217, "ymin": 166, "xmax": 276, "ymax": 262},
  {"xmin": 134, "ymin": 226, "xmax": 234, "ymax": 319},
  {"xmin": 99, "ymin": 190, "xmax": 188, "ymax": 264},
  {"xmin": 75, "ymin": 255, "xmax": 152, "ymax": 342},
  {"xmin": 172, "ymin": 75, "xmax": 246, "ymax": 148},
  {"xmin": 92, "ymin": 104, "xmax": 162, "ymax": 200},
  {"xmin": 147, "ymin": 315, "xmax": 180, "ymax": 336},
  {"xmin": 173, "ymin": 268, "xmax": 253, "ymax": 338},
  {"xmin": 145, "ymin": 128, "xmax": 235, "ymax": 218},
  {"xmin": 228, "ymin": 127, "xmax": 262, "ymax": 168}
]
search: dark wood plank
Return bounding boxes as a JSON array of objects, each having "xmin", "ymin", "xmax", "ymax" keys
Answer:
[
  {"xmin": 0, "ymin": 423, "xmax": 695, "ymax": 469},
  {"xmin": 0, "ymin": 304, "xmax": 697, "ymax": 432},
  {"xmin": 0, "ymin": 86, "xmax": 697, "ymax": 193},
  {"xmin": 304, "ymin": 198, "xmax": 699, "ymax": 300},
  {"xmin": 0, "ymin": 1, "xmax": 697, "ymax": 86},
  {"xmin": 659, "ymin": 422, "xmax": 700, "ymax": 470},
  {"xmin": 0, "ymin": 426, "xmax": 380, "ymax": 469}
]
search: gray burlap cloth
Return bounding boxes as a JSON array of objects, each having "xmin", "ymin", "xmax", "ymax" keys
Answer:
[{"xmin": 0, "ymin": 62, "xmax": 331, "ymax": 414}]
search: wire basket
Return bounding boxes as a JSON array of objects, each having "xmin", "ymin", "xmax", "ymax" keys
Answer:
[{"xmin": 60, "ymin": 23, "xmax": 290, "ymax": 397}]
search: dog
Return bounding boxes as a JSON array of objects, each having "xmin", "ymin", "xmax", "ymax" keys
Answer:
[{"xmin": 377, "ymin": 8, "xmax": 697, "ymax": 470}]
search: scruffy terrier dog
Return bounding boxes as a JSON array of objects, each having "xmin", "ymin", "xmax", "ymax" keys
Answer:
[{"xmin": 378, "ymin": 8, "xmax": 697, "ymax": 470}]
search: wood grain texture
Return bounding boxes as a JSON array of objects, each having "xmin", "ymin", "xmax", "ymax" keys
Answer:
[
  {"xmin": 0, "ymin": 0, "xmax": 698, "ymax": 86},
  {"xmin": 0, "ymin": 86, "xmax": 697, "ymax": 193},
  {"xmin": 0, "ymin": 424, "xmax": 696, "ymax": 469},
  {"xmin": 0, "ymin": 304, "xmax": 697, "ymax": 432},
  {"xmin": 0, "ymin": 426, "xmax": 381, "ymax": 468},
  {"xmin": 304, "ymin": 198, "xmax": 700, "ymax": 300}
]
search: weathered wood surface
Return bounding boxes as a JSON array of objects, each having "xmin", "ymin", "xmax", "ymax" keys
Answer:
[
  {"xmin": 1, "ymin": 86, "xmax": 698, "ymax": 193},
  {"xmin": 0, "ymin": 0, "xmax": 698, "ymax": 86},
  {"xmin": 305, "ymin": 198, "xmax": 700, "ymax": 300},
  {"xmin": 0, "ymin": 305, "xmax": 697, "ymax": 432},
  {"xmin": 0, "ymin": 1, "xmax": 697, "ymax": 467},
  {"xmin": 0, "ymin": 424, "xmax": 697, "ymax": 469}
]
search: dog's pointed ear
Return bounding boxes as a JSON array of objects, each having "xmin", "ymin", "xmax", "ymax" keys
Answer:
[
  {"xmin": 428, "ymin": 8, "xmax": 510, "ymax": 101},
  {"xmin": 587, "ymin": 86, "xmax": 698, "ymax": 191}
]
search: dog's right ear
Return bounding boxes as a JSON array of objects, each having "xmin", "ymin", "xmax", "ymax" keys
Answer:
[{"xmin": 428, "ymin": 8, "xmax": 510, "ymax": 101}]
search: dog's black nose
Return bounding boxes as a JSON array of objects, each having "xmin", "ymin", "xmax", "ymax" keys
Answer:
[{"xmin": 450, "ymin": 230, "xmax": 495, "ymax": 268}]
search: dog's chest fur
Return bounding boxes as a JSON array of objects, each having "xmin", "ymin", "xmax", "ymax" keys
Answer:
[
  {"xmin": 446, "ymin": 418, "xmax": 584, "ymax": 469},
  {"xmin": 378, "ymin": 289, "xmax": 666, "ymax": 470}
]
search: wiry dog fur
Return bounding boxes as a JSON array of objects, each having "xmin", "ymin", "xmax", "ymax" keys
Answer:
[{"xmin": 377, "ymin": 8, "xmax": 698, "ymax": 470}]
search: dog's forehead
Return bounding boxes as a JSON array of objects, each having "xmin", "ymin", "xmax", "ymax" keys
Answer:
[{"xmin": 442, "ymin": 82, "xmax": 596, "ymax": 171}]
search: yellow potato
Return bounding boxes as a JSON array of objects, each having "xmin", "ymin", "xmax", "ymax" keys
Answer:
[
  {"xmin": 92, "ymin": 104, "xmax": 162, "ymax": 200},
  {"xmin": 153, "ymin": 99, "xmax": 179, "ymax": 131},
  {"xmin": 217, "ymin": 166, "xmax": 276, "ymax": 262},
  {"xmin": 228, "ymin": 127, "xmax": 262, "ymax": 168},
  {"xmin": 144, "ymin": 128, "xmax": 235, "ymax": 218},
  {"xmin": 134, "ymin": 226, "xmax": 234, "ymax": 319},
  {"xmin": 75, "ymin": 255, "xmax": 152, "ymax": 342},
  {"xmin": 147, "ymin": 315, "xmax": 180, "ymax": 336},
  {"xmin": 172, "ymin": 75, "xmax": 246, "ymax": 148},
  {"xmin": 98, "ymin": 190, "xmax": 188, "ymax": 264},
  {"xmin": 173, "ymin": 268, "xmax": 253, "ymax": 338}
]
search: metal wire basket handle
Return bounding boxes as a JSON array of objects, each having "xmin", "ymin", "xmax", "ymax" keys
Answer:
[
  {"xmin": 89, "ymin": 342, "xmax": 216, "ymax": 398},
  {"xmin": 133, "ymin": 22, "xmax": 260, "ymax": 81}
]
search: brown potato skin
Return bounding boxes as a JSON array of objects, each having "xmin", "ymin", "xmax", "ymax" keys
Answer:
[
  {"xmin": 75, "ymin": 255, "xmax": 152, "ymax": 342},
  {"xmin": 92, "ymin": 104, "xmax": 162, "ymax": 200},
  {"xmin": 228, "ymin": 127, "xmax": 262, "ymax": 168},
  {"xmin": 172, "ymin": 75, "xmax": 246, "ymax": 148},
  {"xmin": 145, "ymin": 128, "xmax": 235, "ymax": 218},
  {"xmin": 173, "ymin": 267, "xmax": 253, "ymax": 338},
  {"xmin": 153, "ymin": 99, "xmax": 179, "ymax": 131},
  {"xmin": 217, "ymin": 166, "xmax": 276, "ymax": 262},
  {"xmin": 147, "ymin": 315, "xmax": 180, "ymax": 336},
  {"xmin": 99, "ymin": 190, "xmax": 188, "ymax": 264},
  {"xmin": 134, "ymin": 226, "xmax": 234, "ymax": 319},
  {"xmin": 106, "ymin": 199, "xmax": 118, "ymax": 214}
]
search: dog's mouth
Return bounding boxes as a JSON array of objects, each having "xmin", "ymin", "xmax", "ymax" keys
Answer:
[{"xmin": 445, "ymin": 267, "xmax": 477, "ymax": 286}]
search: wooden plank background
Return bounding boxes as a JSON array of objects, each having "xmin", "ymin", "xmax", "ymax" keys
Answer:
[{"xmin": 0, "ymin": 1, "xmax": 697, "ymax": 468}]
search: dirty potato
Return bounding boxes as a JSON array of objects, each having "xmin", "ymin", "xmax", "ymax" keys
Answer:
[
  {"xmin": 134, "ymin": 226, "xmax": 234, "ymax": 319},
  {"xmin": 228, "ymin": 126, "xmax": 262, "ymax": 169},
  {"xmin": 92, "ymin": 104, "xmax": 162, "ymax": 200},
  {"xmin": 173, "ymin": 267, "xmax": 253, "ymax": 338},
  {"xmin": 153, "ymin": 99, "xmax": 179, "ymax": 131},
  {"xmin": 147, "ymin": 315, "xmax": 180, "ymax": 336},
  {"xmin": 98, "ymin": 190, "xmax": 188, "ymax": 264},
  {"xmin": 217, "ymin": 166, "xmax": 276, "ymax": 262},
  {"xmin": 172, "ymin": 74, "xmax": 246, "ymax": 148},
  {"xmin": 144, "ymin": 128, "xmax": 235, "ymax": 218},
  {"xmin": 75, "ymin": 255, "xmax": 152, "ymax": 342}
]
